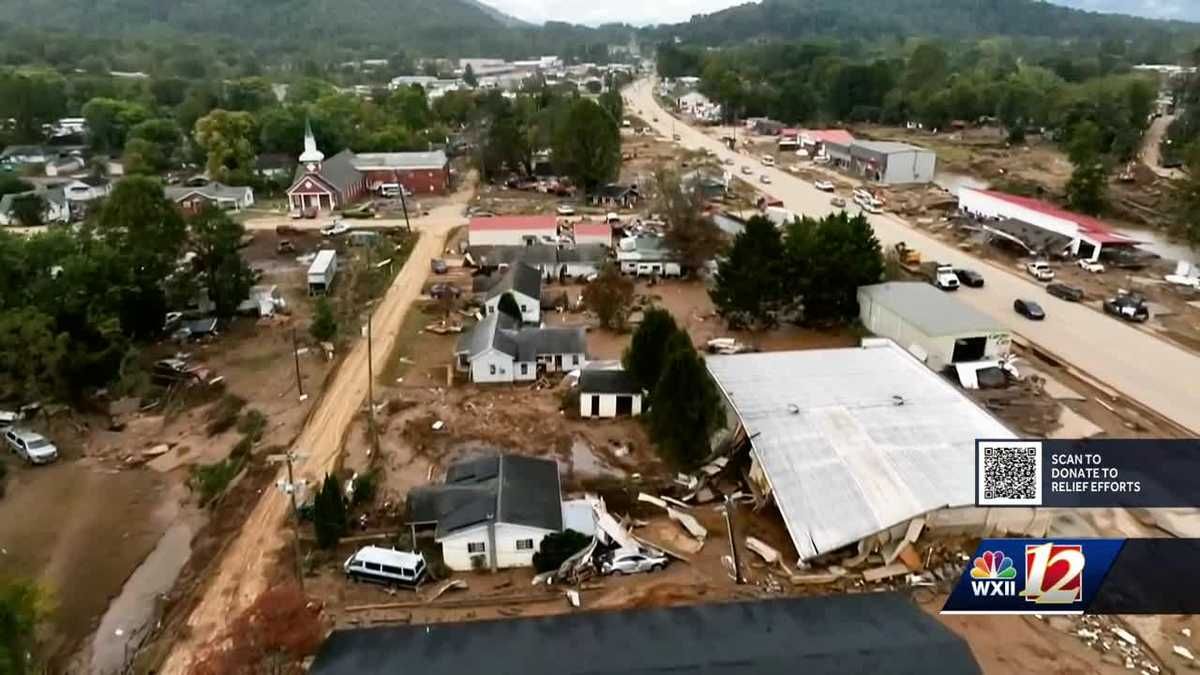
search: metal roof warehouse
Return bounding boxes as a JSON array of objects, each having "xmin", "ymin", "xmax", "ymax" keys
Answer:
[{"xmin": 706, "ymin": 341, "xmax": 1046, "ymax": 563}]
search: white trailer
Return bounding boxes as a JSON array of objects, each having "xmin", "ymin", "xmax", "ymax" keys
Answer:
[{"xmin": 307, "ymin": 249, "xmax": 338, "ymax": 295}]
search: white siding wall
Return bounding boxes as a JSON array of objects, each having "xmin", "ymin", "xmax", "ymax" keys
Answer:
[
  {"xmin": 439, "ymin": 523, "xmax": 556, "ymax": 571},
  {"xmin": 959, "ymin": 189, "xmax": 1081, "ymax": 254},
  {"xmin": 579, "ymin": 392, "xmax": 643, "ymax": 418},
  {"xmin": 470, "ymin": 349, "xmax": 516, "ymax": 383},
  {"xmin": 514, "ymin": 360, "xmax": 537, "ymax": 381},
  {"xmin": 484, "ymin": 291, "xmax": 541, "ymax": 323}
]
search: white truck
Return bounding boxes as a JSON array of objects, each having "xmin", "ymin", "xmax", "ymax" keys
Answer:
[
  {"xmin": 920, "ymin": 262, "xmax": 960, "ymax": 291},
  {"xmin": 1026, "ymin": 261, "xmax": 1054, "ymax": 282},
  {"xmin": 307, "ymin": 249, "xmax": 338, "ymax": 295}
]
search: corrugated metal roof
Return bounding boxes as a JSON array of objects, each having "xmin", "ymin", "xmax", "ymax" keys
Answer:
[
  {"xmin": 706, "ymin": 343, "xmax": 1014, "ymax": 561},
  {"xmin": 859, "ymin": 282, "xmax": 1003, "ymax": 337},
  {"xmin": 351, "ymin": 150, "xmax": 447, "ymax": 170},
  {"xmin": 852, "ymin": 140, "xmax": 927, "ymax": 155}
]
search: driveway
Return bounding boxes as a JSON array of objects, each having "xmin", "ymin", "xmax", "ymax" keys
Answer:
[{"xmin": 627, "ymin": 80, "xmax": 1200, "ymax": 434}]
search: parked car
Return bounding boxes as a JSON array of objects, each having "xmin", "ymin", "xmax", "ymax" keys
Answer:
[
  {"xmin": 760, "ymin": 155, "xmax": 775, "ymax": 167},
  {"xmin": 1046, "ymin": 282, "xmax": 1084, "ymax": 302},
  {"xmin": 813, "ymin": 180, "xmax": 835, "ymax": 192},
  {"xmin": 5, "ymin": 429, "xmax": 59, "ymax": 465},
  {"xmin": 954, "ymin": 269, "xmax": 985, "ymax": 288},
  {"xmin": 1026, "ymin": 261, "xmax": 1054, "ymax": 281},
  {"xmin": 830, "ymin": 196, "xmax": 847, "ymax": 208},
  {"xmin": 860, "ymin": 202, "xmax": 882, "ymax": 215},
  {"xmin": 759, "ymin": 174, "xmax": 771, "ymax": 184},
  {"xmin": 343, "ymin": 546, "xmax": 427, "ymax": 588},
  {"xmin": 430, "ymin": 258, "xmax": 448, "ymax": 275},
  {"xmin": 428, "ymin": 283, "xmax": 461, "ymax": 299},
  {"xmin": 600, "ymin": 549, "xmax": 669, "ymax": 575},
  {"xmin": 1014, "ymin": 298, "xmax": 1046, "ymax": 320},
  {"xmin": 556, "ymin": 204, "xmax": 575, "ymax": 216},
  {"xmin": 723, "ymin": 158, "xmax": 735, "ymax": 166},
  {"xmin": 740, "ymin": 166, "xmax": 753, "ymax": 175},
  {"xmin": 276, "ymin": 239, "xmax": 296, "ymax": 254},
  {"xmin": 151, "ymin": 358, "xmax": 210, "ymax": 386},
  {"xmin": 1077, "ymin": 259, "xmax": 1105, "ymax": 273},
  {"xmin": 321, "ymin": 220, "xmax": 351, "ymax": 237}
]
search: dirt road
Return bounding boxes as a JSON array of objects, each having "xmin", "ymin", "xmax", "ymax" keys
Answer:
[
  {"xmin": 158, "ymin": 181, "xmax": 472, "ymax": 674},
  {"xmin": 628, "ymin": 80, "xmax": 1200, "ymax": 435},
  {"xmin": 1141, "ymin": 114, "xmax": 1185, "ymax": 180}
]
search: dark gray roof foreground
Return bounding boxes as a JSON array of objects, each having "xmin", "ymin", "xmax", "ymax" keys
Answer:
[
  {"xmin": 486, "ymin": 262, "xmax": 542, "ymax": 300},
  {"xmin": 311, "ymin": 594, "xmax": 981, "ymax": 675},
  {"xmin": 407, "ymin": 454, "xmax": 562, "ymax": 536},
  {"xmin": 580, "ymin": 368, "xmax": 639, "ymax": 395},
  {"xmin": 511, "ymin": 326, "xmax": 586, "ymax": 361}
]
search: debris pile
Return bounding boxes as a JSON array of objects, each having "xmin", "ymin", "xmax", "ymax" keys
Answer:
[{"xmin": 1037, "ymin": 614, "xmax": 1165, "ymax": 673}]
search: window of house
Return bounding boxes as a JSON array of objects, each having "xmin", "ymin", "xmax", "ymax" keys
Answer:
[
  {"xmin": 468, "ymin": 542, "xmax": 486, "ymax": 553},
  {"xmin": 572, "ymin": 355, "xmax": 579, "ymax": 365},
  {"xmin": 489, "ymin": 364, "xmax": 497, "ymax": 375},
  {"xmin": 520, "ymin": 304, "xmax": 527, "ymax": 312},
  {"xmin": 459, "ymin": 354, "xmax": 469, "ymax": 368},
  {"xmin": 516, "ymin": 539, "xmax": 534, "ymax": 551}
]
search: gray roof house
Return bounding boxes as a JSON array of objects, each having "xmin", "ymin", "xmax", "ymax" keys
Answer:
[
  {"xmin": 455, "ymin": 312, "xmax": 587, "ymax": 384},
  {"xmin": 469, "ymin": 244, "xmax": 608, "ymax": 280},
  {"xmin": 482, "ymin": 262, "xmax": 543, "ymax": 324},
  {"xmin": 407, "ymin": 454, "xmax": 565, "ymax": 571},
  {"xmin": 311, "ymin": 594, "xmax": 981, "ymax": 675},
  {"xmin": 579, "ymin": 368, "xmax": 643, "ymax": 418},
  {"xmin": 165, "ymin": 182, "xmax": 255, "ymax": 211}
]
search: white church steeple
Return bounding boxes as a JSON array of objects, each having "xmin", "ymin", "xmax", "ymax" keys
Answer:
[{"xmin": 299, "ymin": 117, "xmax": 324, "ymax": 171}]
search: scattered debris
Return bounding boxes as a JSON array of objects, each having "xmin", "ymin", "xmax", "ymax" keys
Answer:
[
  {"xmin": 426, "ymin": 579, "xmax": 467, "ymax": 603},
  {"xmin": 431, "ymin": 420, "xmax": 445, "ymax": 431},
  {"xmin": 745, "ymin": 537, "xmax": 781, "ymax": 565},
  {"xmin": 1173, "ymin": 645, "xmax": 1195, "ymax": 661},
  {"xmin": 1113, "ymin": 627, "xmax": 1138, "ymax": 647},
  {"xmin": 565, "ymin": 589, "xmax": 581, "ymax": 608},
  {"xmin": 862, "ymin": 563, "xmax": 909, "ymax": 583}
]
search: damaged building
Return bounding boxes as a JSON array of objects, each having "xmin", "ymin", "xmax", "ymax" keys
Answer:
[{"xmin": 705, "ymin": 340, "xmax": 1049, "ymax": 564}]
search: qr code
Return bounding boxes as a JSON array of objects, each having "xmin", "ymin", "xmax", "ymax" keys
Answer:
[{"xmin": 977, "ymin": 441, "xmax": 1042, "ymax": 506}]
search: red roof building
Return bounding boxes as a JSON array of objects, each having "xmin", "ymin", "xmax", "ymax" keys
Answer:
[
  {"xmin": 800, "ymin": 129, "xmax": 855, "ymax": 148},
  {"xmin": 469, "ymin": 215, "xmax": 559, "ymax": 246},
  {"xmin": 959, "ymin": 187, "xmax": 1139, "ymax": 260}
]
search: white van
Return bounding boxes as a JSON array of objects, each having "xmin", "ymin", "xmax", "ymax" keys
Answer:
[
  {"xmin": 343, "ymin": 546, "xmax": 427, "ymax": 588},
  {"xmin": 379, "ymin": 183, "xmax": 402, "ymax": 198},
  {"xmin": 760, "ymin": 155, "xmax": 775, "ymax": 167}
]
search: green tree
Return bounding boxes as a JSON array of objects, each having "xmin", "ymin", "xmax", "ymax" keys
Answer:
[
  {"xmin": 121, "ymin": 138, "xmax": 164, "ymax": 175},
  {"xmin": 1065, "ymin": 121, "xmax": 1108, "ymax": 215},
  {"xmin": 9, "ymin": 194, "xmax": 44, "ymax": 228},
  {"xmin": 0, "ymin": 578, "xmax": 46, "ymax": 675},
  {"xmin": 128, "ymin": 118, "xmax": 182, "ymax": 165},
  {"xmin": 580, "ymin": 263, "xmax": 635, "ymax": 330},
  {"xmin": 532, "ymin": 529, "xmax": 590, "ymax": 573},
  {"xmin": 0, "ymin": 70, "xmax": 66, "ymax": 142},
  {"xmin": 710, "ymin": 216, "xmax": 788, "ymax": 329},
  {"xmin": 193, "ymin": 109, "xmax": 257, "ymax": 182},
  {"xmin": 496, "ymin": 292, "xmax": 522, "ymax": 323},
  {"xmin": 463, "ymin": 64, "xmax": 478, "ymax": 88},
  {"xmin": 0, "ymin": 308, "xmax": 68, "ymax": 401},
  {"xmin": 189, "ymin": 207, "xmax": 254, "ymax": 317},
  {"xmin": 785, "ymin": 211, "xmax": 884, "ymax": 325},
  {"xmin": 646, "ymin": 333, "xmax": 724, "ymax": 467},
  {"xmin": 81, "ymin": 97, "xmax": 150, "ymax": 152},
  {"xmin": 310, "ymin": 297, "xmax": 338, "ymax": 342},
  {"xmin": 224, "ymin": 77, "xmax": 275, "ymax": 112},
  {"xmin": 622, "ymin": 307, "xmax": 680, "ymax": 393},
  {"xmin": 552, "ymin": 98, "xmax": 620, "ymax": 192},
  {"xmin": 312, "ymin": 473, "xmax": 347, "ymax": 549},
  {"xmin": 1171, "ymin": 143, "xmax": 1200, "ymax": 247},
  {"xmin": 0, "ymin": 176, "xmax": 33, "ymax": 198}
]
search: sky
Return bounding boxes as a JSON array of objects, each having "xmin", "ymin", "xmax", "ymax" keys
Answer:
[
  {"xmin": 479, "ymin": 0, "xmax": 1200, "ymax": 26},
  {"xmin": 479, "ymin": 0, "xmax": 749, "ymax": 26}
]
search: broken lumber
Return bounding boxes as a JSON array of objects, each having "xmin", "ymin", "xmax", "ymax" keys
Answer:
[
  {"xmin": 631, "ymin": 533, "xmax": 692, "ymax": 562},
  {"xmin": 426, "ymin": 579, "xmax": 467, "ymax": 603},
  {"xmin": 862, "ymin": 563, "xmax": 910, "ymax": 583},
  {"xmin": 744, "ymin": 537, "xmax": 780, "ymax": 565},
  {"xmin": 667, "ymin": 507, "xmax": 708, "ymax": 541}
]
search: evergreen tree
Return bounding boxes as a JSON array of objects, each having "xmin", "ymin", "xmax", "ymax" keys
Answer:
[
  {"xmin": 710, "ymin": 216, "xmax": 788, "ymax": 328},
  {"xmin": 310, "ymin": 298, "xmax": 338, "ymax": 342},
  {"xmin": 313, "ymin": 473, "xmax": 347, "ymax": 549},
  {"xmin": 622, "ymin": 308, "xmax": 680, "ymax": 392},
  {"xmin": 646, "ymin": 333, "xmax": 725, "ymax": 467}
]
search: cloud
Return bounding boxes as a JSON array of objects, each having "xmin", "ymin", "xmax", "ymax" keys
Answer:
[{"xmin": 481, "ymin": 0, "xmax": 754, "ymax": 26}]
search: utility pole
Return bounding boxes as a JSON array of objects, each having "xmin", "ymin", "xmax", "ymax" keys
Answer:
[
  {"xmin": 723, "ymin": 494, "xmax": 744, "ymax": 585},
  {"xmin": 364, "ymin": 246, "xmax": 378, "ymax": 452},
  {"xmin": 291, "ymin": 327, "xmax": 307, "ymax": 401},
  {"xmin": 398, "ymin": 185, "xmax": 412, "ymax": 232},
  {"xmin": 276, "ymin": 451, "xmax": 306, "ymax": 589}
]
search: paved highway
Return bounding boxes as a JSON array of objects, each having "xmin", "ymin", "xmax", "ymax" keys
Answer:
[{"xmin": 626, "ymin": 79, "xmax": 1200, "ymax": 434}]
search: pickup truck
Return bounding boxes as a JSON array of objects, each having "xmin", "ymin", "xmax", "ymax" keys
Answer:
[
  {"xmin": 1026, "ymin": 261, "xmax": 1054, "ymax": 281},
  {"xmin": 920, "ymin": 262, "xmax": 960, "ymax": 291}
]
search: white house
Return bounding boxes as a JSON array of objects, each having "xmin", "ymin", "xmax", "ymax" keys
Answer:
[
  {"xmin": 483, "ymin": 262, "xmax": 542, "ymax": 324},
  {"xmin": 578, "ymin": 369, "xmax": 643, "ymax": 418},
  {"xmin": 165, "ymin": 182, "xmax": 255, "ymax": 213},
  {"xmin": 616, "ymin": 235, "xmax": 682, "ymax": 277},
  {"xmin": 455, "ymin": 312, "xmax": 587, "ymax": 384},
  {"xmin": 407, "ymin": 454, "xmax": 566, "ymax": 571},
  {"xmin": 468, "ymin": 244, "xmax": 608, "ymax": 281},
  {"xmin": 0, "ymin": 188, "xmax": 70, "ymax": 226}
]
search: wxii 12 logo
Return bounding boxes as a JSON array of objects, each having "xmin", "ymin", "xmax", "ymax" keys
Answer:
[{"xmin": 969, "ymin": 543, "xmax": 1085, "ymax": 604}]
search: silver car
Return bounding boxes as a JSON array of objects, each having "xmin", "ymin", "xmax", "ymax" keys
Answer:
[
  {"xmin": 600, "ymin": 549, "xmax": 669, "ymax": 575},
  {"xmin": 5, "ymin": 429, "xmax": 59, "ymax": 465}
]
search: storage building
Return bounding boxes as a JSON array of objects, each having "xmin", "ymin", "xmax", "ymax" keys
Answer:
[
  {"xmin": 578, "ymin": 369, "xmax": 642, "ymax": 418},
  {"xmin": 857, "ymin": 282, "xmax": 1010, "ymax": 371},
  {"xmin": 307, "ymin": 250, "xmax": 338, "ymax": 295},
  {"xmin": 469, "ymin": 215, "xmax": 559, "ymax": 247},
  {"xmin": 847, "ymin": 140, "xmax": 936, "ymax": 185}
]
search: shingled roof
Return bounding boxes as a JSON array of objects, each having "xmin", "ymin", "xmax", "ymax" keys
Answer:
[{"xmin": 406, "ymin": 454, "xmax": 563, "ymax": 538}]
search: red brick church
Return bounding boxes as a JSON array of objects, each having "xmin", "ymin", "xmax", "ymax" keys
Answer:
[{"xmin": 286, "ymin": 121, "xmax": 450, "ymax": 213}]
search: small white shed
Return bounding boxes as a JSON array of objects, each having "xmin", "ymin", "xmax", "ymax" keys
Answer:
[{"xmin": 578, "ymin": 369, "xmax": 643, "ymax": 418}]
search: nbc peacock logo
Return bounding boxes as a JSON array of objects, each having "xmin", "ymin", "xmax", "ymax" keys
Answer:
[{"xmin": 969, "ymin": 550, "xmax": 1018, "ymax": 597}]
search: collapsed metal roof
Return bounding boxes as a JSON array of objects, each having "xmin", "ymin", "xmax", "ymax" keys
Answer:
[{"xmin": 706, "ymin": 341, "xmax": 1014, "ymax": 561}]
